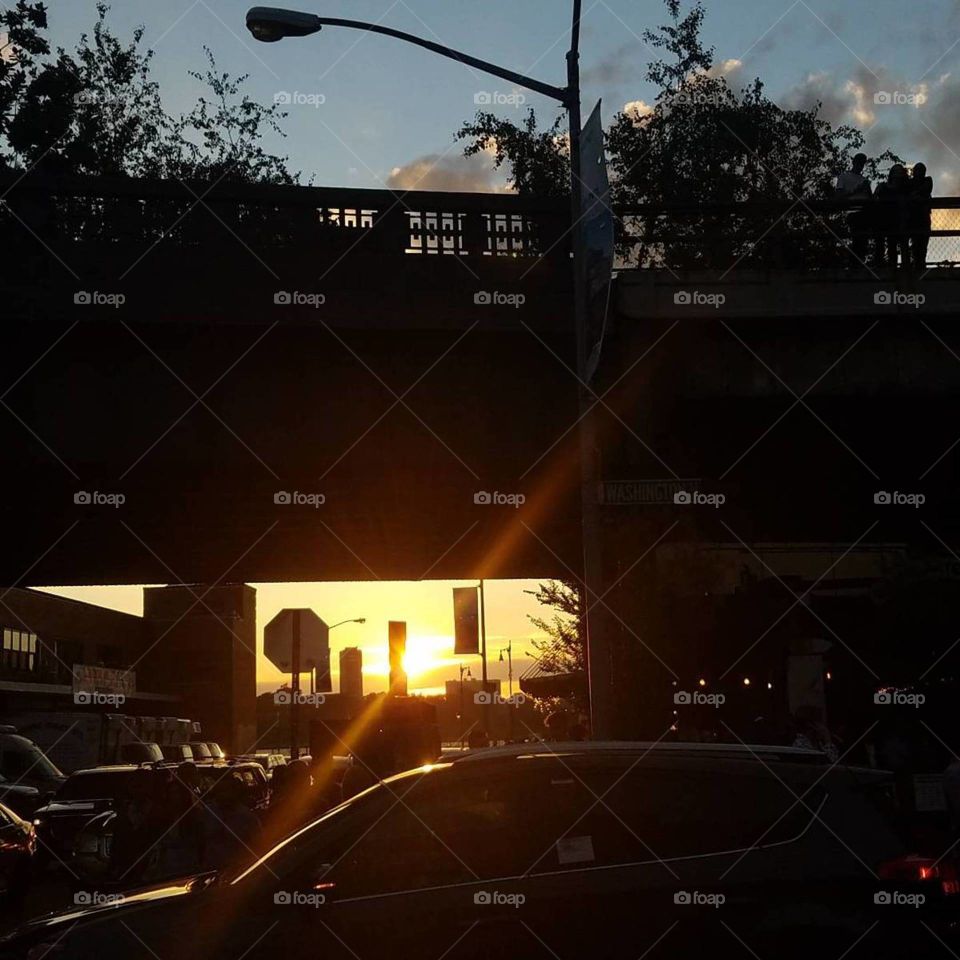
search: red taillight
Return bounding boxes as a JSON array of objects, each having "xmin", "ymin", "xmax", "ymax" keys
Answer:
[{"xmin": 879, "ymin": 855, "xmax": 960, "ymax": 895}]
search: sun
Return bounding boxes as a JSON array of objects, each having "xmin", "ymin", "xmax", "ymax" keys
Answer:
[{"xmin": 401, "ymin": 635, "xmax": 451, "ymax": 680}]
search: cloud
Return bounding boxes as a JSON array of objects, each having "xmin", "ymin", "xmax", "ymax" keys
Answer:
[
  {"xmin": 386, "ymin": 148, "xmax": 511, "ymax": 193},
  {"xmin": 704, "ymin": 58, "xmax": 744, "ymax": 82},
  {"xmin": 623, "ymin": 99, "xmax": 654, "ymax": 123},
  {"xmin": 779, "ymin": 64, "xmax": 960, "ymax": 192}
]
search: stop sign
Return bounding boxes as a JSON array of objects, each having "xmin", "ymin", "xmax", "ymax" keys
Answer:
[{"xmin": 264, "ymin": 608, "xmax": 329, "ymax": 672}]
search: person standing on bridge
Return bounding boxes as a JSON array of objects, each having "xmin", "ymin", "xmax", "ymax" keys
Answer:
[
  {"xmin": 908, "ymin": 162, "xmax": 934, "ymax": 271},
  {"xmin": 876, "ymin": 164, "xmax": 911, "ymax": 268},
  {"xmin": 835, "ymin": 153, "xmax": 874, "ymax": 264}
]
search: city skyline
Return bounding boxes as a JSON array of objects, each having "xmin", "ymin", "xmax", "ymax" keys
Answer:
[{"xmin": 37, "ymin": 579, "xmax": 551, "ymax": 696}]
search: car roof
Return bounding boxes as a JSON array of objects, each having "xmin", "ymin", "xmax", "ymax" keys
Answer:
[
  {"xmin": 451, "ymin": 741, "xmax": 828, "ymax": 765},
  {"xmin": 70, "ymin": 765, "xmax": 143, "ymax": 775}
]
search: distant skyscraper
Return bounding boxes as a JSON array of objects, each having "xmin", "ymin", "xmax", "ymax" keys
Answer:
[{"xmin": 339, "ymin": 646, "xmax": 363, "ymax": 698}]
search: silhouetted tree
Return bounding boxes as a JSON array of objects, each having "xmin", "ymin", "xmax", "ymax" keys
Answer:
[
  {"xmin": 0, "ymin": 3, "xmax": 296, "ymax": 183},
  {"xmin": 526, "ymin": 580, "xmax": 583, "ymax": 675},
  {"xmin": 456, "ymin": 0, "xmax": 902, "ymax": 267}
]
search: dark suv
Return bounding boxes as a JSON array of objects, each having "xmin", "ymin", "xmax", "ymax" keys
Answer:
[
  {"xmin": 32, "ymin": 766, "xmax": 149, "ymax": 866},
  {"xmin": 6, "ymin": 742, "xmax": 960, "ymax": 959}
]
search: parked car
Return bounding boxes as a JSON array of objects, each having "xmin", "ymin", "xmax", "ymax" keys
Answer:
[
  {"xmin": 71, "ymin": 761, "xmax": 270, "ymax": 885},
  {"xmin": 32, "ymin": 766, "xmax": 153, "ymax": 867},
  {"xmin": 5, "ymin": 741, "xmax": 960, "ymax": 959},
  {"xmin": 202, "ymin": 743, "xmax": 225, "ymax": 761},
  {"xmin": 205, "ymin": 763, "xmax": 269, "ymax": 811},
  {"xmin": 159, "ymin": 744, "xmax": 194, "ymax": 764},
  {"xmin": 0, "ymin": 801, "xmax": 35, "ymax": 894},
  {"xmin": 187, "ymin": 743, "xmax": 212, "ymax": 762},
  {"xmin": 0, "ymin": 775, "xmax": 42, "ymax": 820},
  {"xmin": 0, "ymin": 731, "xmax": 64, "ymax": 797},
  {"xmin": 233, "ymin": 753, "xmax": 285, "ymax": 779}
]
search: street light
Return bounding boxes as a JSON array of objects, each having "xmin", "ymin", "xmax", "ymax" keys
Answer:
[
  {"xmin": 246, "ymin": 7, "xmax": 322, "ymax": 41},
  {"xmin": 329, "ymin": 617, "xmax": 366, "ymax": 630},
  {"xmin": 246, "ymin": 2, "xmax": 607, "ymax": 738},
  {"xmin": 458, "ymin": 663, "xmax": 472, "ymax": 748}
]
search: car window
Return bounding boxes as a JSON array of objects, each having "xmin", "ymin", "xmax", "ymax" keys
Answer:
[
  {"xmin": 546, "ymin": 765, "xmax": 822, "ymax": 869},
  {"xmin": 302, "ymin": 764, "xmax": 625, "ymax": 897}
]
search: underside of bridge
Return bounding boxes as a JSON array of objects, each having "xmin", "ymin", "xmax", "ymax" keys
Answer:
[{"xmin": 1, "ymin": 175, "xmax": 581, "ymax": 585}]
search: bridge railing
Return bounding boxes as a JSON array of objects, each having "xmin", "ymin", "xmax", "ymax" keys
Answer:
[
  {"xmin": 617, "ymin": 197, "xmax": 960, "ymax": 271},
  {"xmin": 0, "ymin": 173, "xmax": 571, "ymax": 264}
]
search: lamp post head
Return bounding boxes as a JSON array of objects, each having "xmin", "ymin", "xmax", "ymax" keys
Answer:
[{"xmin": 246, "ymin": 7, "xmax": 323, "ymax": 41}]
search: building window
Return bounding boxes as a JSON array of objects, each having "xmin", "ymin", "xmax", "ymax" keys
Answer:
[{"xmin": 2, "ymin": 628, "xmax": 38, "ymax": 673}]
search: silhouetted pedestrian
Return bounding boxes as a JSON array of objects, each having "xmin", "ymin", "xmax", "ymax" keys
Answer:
[
  {"xmin": 836, "ymin": 153, "xmax": 873, "ymax": 263},
  {"xmin": 876, "ymin": 164, "xmax": 911, "ymax": 267},
  {"xmin": 909, "ymin": 162, "xmax": 934, "ymax": 270}
]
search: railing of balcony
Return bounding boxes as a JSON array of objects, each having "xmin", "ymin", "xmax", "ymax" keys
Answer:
[{"xmin": 617, "ymin": 197, "xmax": 960, "ymax": 272}]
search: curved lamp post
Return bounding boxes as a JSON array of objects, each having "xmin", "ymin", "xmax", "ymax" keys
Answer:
[{"xmin": 246, "ymin": 4, "xmax": 608, "ymax": 739}]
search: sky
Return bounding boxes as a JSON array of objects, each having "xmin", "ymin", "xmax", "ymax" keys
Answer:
[
  {"xmin": 37, "ymin": 0, "xmax": 960, "ymax": 193},
  {"xmin": 37, "ymin": 580, "xmax": 551, "ymax": 696}
]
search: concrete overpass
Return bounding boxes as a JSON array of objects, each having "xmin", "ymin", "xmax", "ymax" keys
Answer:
[{"xmin": 3, "ymin": 175, "xmax": 960, "ymax": 596}]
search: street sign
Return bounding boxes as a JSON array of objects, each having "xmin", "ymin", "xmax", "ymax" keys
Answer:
[
  {"xmin": 264, "ymin": 608, "xmax": 329, "ymax": 672},
  {"xmin": 580, "ymin": 100, "xmax": 615, "ymax": 383},
  {"xmin": 452, "ymin": 587, "xmax": 480, "ymax": 654},
  {"xmin": 598, "ymin": 479, "xmax": 702, "ymax": 506}
]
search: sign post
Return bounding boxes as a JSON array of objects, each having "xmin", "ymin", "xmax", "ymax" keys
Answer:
[
  {"xmin": 264, "ymin": 608, "xmax": 330, "ymax": 761},
  {"xmin": 291, "ymin": 609, "xmax": 301, "ymax": 759}
]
